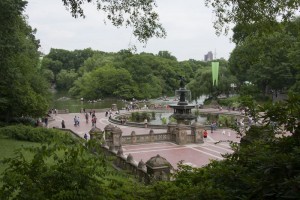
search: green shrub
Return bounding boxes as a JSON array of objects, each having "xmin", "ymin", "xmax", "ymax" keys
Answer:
[
  {"xmin": 0, "ymin": 125, "xmax": 78, "ymax": 145},
  {"xmin": 205, "ymin": 114, "xmax": 218, "ymax": 124},
  {"xmin": 151, "ymin": 111, "xmax": 156, "ymax": 119},
  {"xmin": 130, "ymin": 112, "xmax": 150, "ymax": 122},
  {"xmin": 218, "ymin": 115, "xmax": 235, "ymax": 127},
  {"xmin": 203, "ymin": 98, "xmax": 212, "ymax": 105},
  {"xmin": 9, "ymin": 117, "xmax": 36, "ymax": 126},
  {"xmin": 218, "ymin": 95, "xmax": 240, "ymax": 107},
  {"xmin": 194, "ymin": 109, "xmax": 200, "ymax": 116},
  {"xmin": 169, "ymin": 117, "xmax": 177, "ymax": 123},
  {"xmin": 161, "ymin": 117, "xmax": 167, "ymax": 125},
  {"xmin": 141, "ymin": 112, "xmax": 150, "ymax": 121}
]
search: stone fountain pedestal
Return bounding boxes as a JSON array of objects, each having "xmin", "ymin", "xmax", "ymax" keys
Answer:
[{"xmin": 169, "ymin": 81, "xmax": 196, "ymax": 125}]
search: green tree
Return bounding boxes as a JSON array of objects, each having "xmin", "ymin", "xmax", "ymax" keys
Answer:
[
  {"xmin": 205, "ymin": 0, "xmax": 300, "ymax": 35},
  {"xmin": 41, "ymin": 68, "xmax": 55, "ymax": 84},
  {"xmin": 41, "ymin": 57, "xmax": 63, "ymax": 81},
  {"xmin": 0, "ymin": 0, "xmax": 49, "ymax": 121},
  {"xmin": 229, "ymin": 19, "xmax": 299, "ymax": 95},
  {"xmin": 61, "ymin": 0, "xmax": 166, "ymax": 43},
  {"xmin": 188, "ymin": 61, "xmax": 237, "ymax": 100},
  {"xmin": 71, "ymin": 64, "xmax": 136, "ymax": 99},
  {"xmin": 0, "ymin": 142, "xmax": 107, "ymax": 199},
  {"xmin": 157, "ymin": 51, "xmax": 177, "ymax": 61},
  {"xmin": 56, "ymin": 69, "xmax": 78, "ymax": 90}
]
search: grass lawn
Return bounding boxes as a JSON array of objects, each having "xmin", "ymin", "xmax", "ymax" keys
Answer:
[
  {"xmin": 0, "ymin": 135, "xmax": 137, "ymax": 196},
  {"xmin": 0, "ymin": 138, "xmax": 41, "ymax": 175},
  {"xmin": 0, "ymin": 137, "xmax": 134, "ymax": 183}
]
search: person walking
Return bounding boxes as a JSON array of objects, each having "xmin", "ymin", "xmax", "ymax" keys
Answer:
[
  {"xmin": 61, "ymin": 120, "xmax": 65, "ymax": 128},
  {"xmin": 74, "ymin": 116, "xmax": 77, "ymax": 126},
  {"xmin": 92, "ymin": 116, "xmax": 97, "ymax": 127},
  {"xmin": 203, "ymin": 129, "xmax": 208, "ymax": 140},
  {"xmin": 85, "ymin": 112, "xmax": 89, "ymax": 123},
  {"xmin": 44, "ymin": 117, "xmax": 48, "ymax": 127},
  {"xmin": 222, "ymin": 130, "xmax": 226, "ymax": 135},
  {"xmin": 77, "ymin": 117, "xmax": 80, "ymax": 126}
]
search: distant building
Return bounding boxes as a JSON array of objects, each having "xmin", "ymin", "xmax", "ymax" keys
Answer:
[{"xmin": 204, "ymin": 51, "xmax": 213, "ymax": 61}]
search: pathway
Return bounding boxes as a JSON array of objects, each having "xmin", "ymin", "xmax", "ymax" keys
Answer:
[{"xmin": 48, "ymin": 109, "xmax": 241, "ymax": 169}]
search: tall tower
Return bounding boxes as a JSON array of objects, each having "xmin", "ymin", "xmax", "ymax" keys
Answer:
[{"xmin": 204, "ymin": 51, "xmax": 213, "ymax": 61}]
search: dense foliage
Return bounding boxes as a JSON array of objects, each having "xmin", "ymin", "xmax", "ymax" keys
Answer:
[
  {"xmin": 205, "ymin": 0, "xmax": 300, "ymax": 35},
  {"xmin": 0, "ymin": 0, "xmax": 49, "ymax": 121},
  {"xmin": 187, "ymin": 59, "xmax": 238, "ymax": 100},
  {"xmin": 229, "ymin": 18, "xmax": 300, "ymax": 95},
  {"xmin": 61, "ymin": 0, "xmax": 166, "ymax": 43},
  {"xmin": 0, "ymin": 125, "xmax": 146, "ymax": 199},
  {"xmin": 42, "ymin": 49, "xmax": 212, "ymax": 100},
  {"xmin": 0, "ymin": 125, "xmax": 78, "ymax": 144}
]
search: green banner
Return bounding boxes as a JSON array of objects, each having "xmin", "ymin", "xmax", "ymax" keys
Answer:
[{"xmin": 212, "ymin": 62, "xmax": 219, "ymax": 86}]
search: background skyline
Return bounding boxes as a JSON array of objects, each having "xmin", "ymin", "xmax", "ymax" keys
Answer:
[{"xmin": 25, "ymin": 0, "xmax": 235, "ymax": 61}]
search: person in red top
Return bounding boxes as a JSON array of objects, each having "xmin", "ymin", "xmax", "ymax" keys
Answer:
[{"xmin": 203, "ymin": 129, "xmax": 208, "ymax": 140}]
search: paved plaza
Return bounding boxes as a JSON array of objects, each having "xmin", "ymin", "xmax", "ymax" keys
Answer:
[{"xmin": 48, "ymin": 109, "xmax": 241, "ymax": 169}]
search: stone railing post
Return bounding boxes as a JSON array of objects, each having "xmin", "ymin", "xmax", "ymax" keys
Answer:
[
  {"xmin": 146, "ymin": 154, "xmax": 171, "ymax": 183},
  {"xmin": 149, "ymin": 129, "xmax": 155, "ymax": 142},
  {"xmin": 116, "ymin": 147, "xmax": 124, "ymax": 168},
  {"xmin": 104, "ymin": 124, "xmax": 114, "ymax": 140},
  {"xmin": 167, "ymin": 122, "xmax": 177, "ymax": 134},
  {"xmin": 176, "ymin": 123, "xmax": 187, "ymax": 145},
  {"xmin": 111, "ymin": 126, "xmax": 122, "ymax": 151},
  {"xmin": 126, "ymin": 154, "xmax": 134, "ymax": 171},
  {"xmin": 191, "ymin": 122, "xmax": 204, "ymax": 144},
  {"xmin": 137, "ymin": 160, "xmax": 147, "ymax": 183},
  {"xmin": 131, "ymin": 131, "xmax": 136, "ymax": 144}
]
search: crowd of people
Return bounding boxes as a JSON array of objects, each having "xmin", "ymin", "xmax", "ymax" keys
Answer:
[{"xmin": 46, "ymin": 106, "xmax": 243, "ymax": 143}]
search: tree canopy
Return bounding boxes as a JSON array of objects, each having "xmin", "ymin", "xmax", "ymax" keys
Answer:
[
  {"xmin": 43, "ymin": 49, "xmax": 208, "ymax": 100},
  {"xmin": 0, "ymin": 0, "xmax": 49, "ymax": 121},
  {"xmin": 205, "ymin": 0, "xmax": 300, "ymax": 35},
  {"xmin": 61, "ymin": 0, "xmax": 166, "ymax": 43},
  {"xmin": 229, "ymin": 17, "xmax": 300, "ymax": 95}
]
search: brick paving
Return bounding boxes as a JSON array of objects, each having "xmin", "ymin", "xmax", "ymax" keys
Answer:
[{"xmin": 48, "ymin": 109, "xmax": 241, "ymax": 169}]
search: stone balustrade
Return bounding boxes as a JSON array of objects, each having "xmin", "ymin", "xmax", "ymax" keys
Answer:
[{"xmin": 96, "ymin": 121, "xmax": 205, "ymax": 184}]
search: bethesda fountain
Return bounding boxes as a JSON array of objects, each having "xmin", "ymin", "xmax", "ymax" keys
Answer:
[{"xmin": 169, "ymin": 76, "xmax": 196, "ymax": 125}]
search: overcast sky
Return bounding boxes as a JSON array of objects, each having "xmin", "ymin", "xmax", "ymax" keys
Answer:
[{"xmin": 25, "ymin": 0, "xmax": 235, "ymax": 61}]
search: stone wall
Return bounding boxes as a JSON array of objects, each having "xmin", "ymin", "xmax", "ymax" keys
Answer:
[
  {"xmin": 100, "ymin": 122, "xmax": 205, "ymax": 183},
  {"xmin": 104, "ymin": 122, "xmax": 204, "ymax": 146},
  {"xmin": 101, "ymin": 144, "xmax": 169, "ymax": 184},
  {"xmin": 121, "ymin": 131, "xmax": 171, "ymax": 145}
]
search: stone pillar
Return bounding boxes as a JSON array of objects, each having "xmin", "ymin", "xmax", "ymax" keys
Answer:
[
  {"xmin": 109, "ymin": 144, "xmax": 117, "ymax": 155},
  {"xmin": 167, "ymin": 122, "xmax": 177, "ymax": 134},
  {"xmin": 104, "ymin": 124, "xmax": 114, "ymax": 140},
  {"xmin": 146, "ymin": 154, "xmax": 171, "ymax": 182},
  {"xmin": 111, "ymin": 126, "xmax": 122, "ymax": 151},
  {"xmin": 126, "ymin": 154, "xmax": 135, "ymax": 171},
  {"xmin": 176, "ymin": 123, "xmax": 187, "ymax": 145},
  {"xmin": 191, "ymin": 122, "xmax": 204, "ymax": 144},
  {"xmin": 89, "ymin": 127, "xmax": 103, "ymax": 140},
  {"xmin": 117, "ymin": 148, "xmax": 127, "ymax": 170},
  {"xmin": 131, "ymin": 131, "xmax": 136, "ymax": 144},
  {"xmin": 137, "ymin": 160, "xmax": 147, "ymax": 183},
  {"xmin": 149, "ymin": 129, "xmax": 155, "ymax": 142}
]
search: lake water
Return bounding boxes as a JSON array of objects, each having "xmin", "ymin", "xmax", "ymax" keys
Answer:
[
  {"xmin": 50, "ymin": 93, "xmax": 207, "ymax": 114},
  {"xmin": 50, "ymin": 98, "xmax": 126, "ymax": 113}
]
